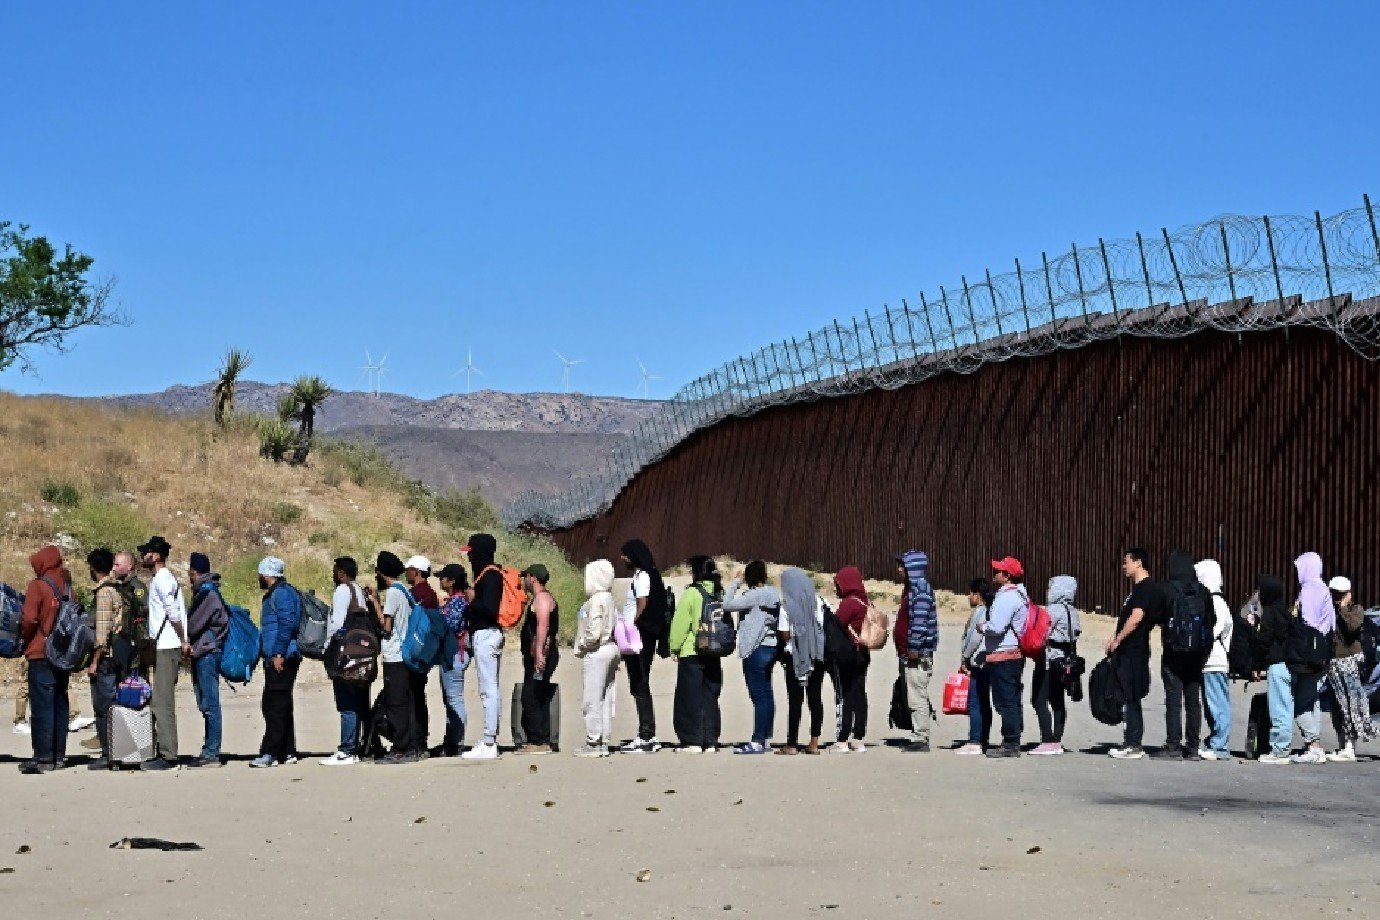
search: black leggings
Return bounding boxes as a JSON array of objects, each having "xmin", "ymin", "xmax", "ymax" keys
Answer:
[
  {"xmin": 835, "ymin": 651, "xmax": 870, "ymax": 742},
  {"xmin": 780, "ymin": 652, "xmax": 826, "ymax": 747},
  {"xmin": 1031, "ymin": 657, "xmax": 1067, "ymax": 743},
  {"xmin": 624, "ymin": 642, "xmax": 658, "ymax": 742}
]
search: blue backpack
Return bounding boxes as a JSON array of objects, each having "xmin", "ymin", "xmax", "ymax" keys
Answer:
[
  {"xmin": 0, "ymin": 583, "xmax": 23, "ymax": 659},
  {"xmin": 396, "ymin": 584, "xmax": 446, "ymax": 673},
  {"xmin": 220, "ymin": 604, "xmax": 262, "ymax": 685}
]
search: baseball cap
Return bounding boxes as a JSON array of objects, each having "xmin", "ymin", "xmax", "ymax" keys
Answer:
[
  {"xmin": 405, "ymin": 555, "xmax": 432, "ymax": 575},
  {"xmin": 521, "ymin": 563, "xmax": 550, "ymax": 585},
  {"xmin": 1328, "ymin": 575, "xmax": 1352, "ymax": 593},
  {"xmin": 435, "ymin": 563, "xmax": 468, "ymax": 584},
  {"xmin": 258, "ymin": 556, "xmax": 286, "ymax": 578},
  {"xmin": 990, "ymin": 556, "xmax": 1024, "ymax": 578}
]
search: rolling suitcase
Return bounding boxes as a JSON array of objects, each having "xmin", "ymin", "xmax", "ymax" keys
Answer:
[
  {"xmin": 510, "ymin": 682, "xmax": 561, "ymax": 751},
  {"xmin": 1243, "ymin": 691, "xmax": 1270, "ymax": 760},
  {"xmin": 109, "ymin": 705, "xmax": 156, "ymax": 769}
]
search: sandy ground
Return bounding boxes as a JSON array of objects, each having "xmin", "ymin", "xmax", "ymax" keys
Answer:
[{"xmin": 1, "ymin": 580, "xmax": 1378, "ymax": 920}]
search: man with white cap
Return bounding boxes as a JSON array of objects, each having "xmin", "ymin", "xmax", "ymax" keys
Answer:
[
  {"xmin": 251, "ymin": 556, "xmax": 302, "ymax": 768},
  {"xmin": 404, "ymin": 555, "xmax": 438, "ymax": 755},
  {"xmin": 1326, "ymin": 575, "xmax": 1376, "ymax": 762}
]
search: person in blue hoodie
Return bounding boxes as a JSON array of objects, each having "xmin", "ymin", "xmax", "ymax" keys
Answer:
[
  {"xmin": 251, "ymin": 556, "xmax": 302, "ymax": 768},
  {"xmin": 893, "ymin": 551, "xmax": 938, "ymax": 752}
]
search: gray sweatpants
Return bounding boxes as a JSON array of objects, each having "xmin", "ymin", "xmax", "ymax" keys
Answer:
[
  {"xmin": 904, "ymin": 657, "xmax": 934, "ymax": 743},
  {"xmin": 150, "ymin": 648, "xmax": 181, "ymax": 760},
  {"xmin": 581, "ymin": 643, "xmax": 620, "ymax": 744}
]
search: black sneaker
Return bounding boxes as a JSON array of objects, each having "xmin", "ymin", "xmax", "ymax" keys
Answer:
[
  {"xmin": 188, "ymin": 755, "xmax": 224, "ymax": 768},
  {"xmin": 985, "ymin": 745, "xmax": 1021, "ymax": 758},
  {"xmin": 142, "ymin": 757, "xmax": 178, "ymax": 771},
  {"xmin": 87, "ymin": 758, "xmax": 111, "ymax": 771},
  {"xmin": 19, "ymin": 760, "xmax": 56, "ymax": 774},
  {"xmin": 905, "ymin": 741, "xmax": 931, "ymax": 753},
  {"xmin": 1181, "ymin": 746, "xmax": 1201, "ymax": 760},
  {"xmin": 1149, "ymin": 747, "xmax": 1181, "ymax": 760},
  {"xmin": 428, "ymin": 745, "xmax": 459, "ymax": 759}
]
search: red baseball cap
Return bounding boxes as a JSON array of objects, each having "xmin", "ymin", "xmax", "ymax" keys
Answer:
[{"xmin": 990, "ymin": 556, "xmax": 1024, "ymax": 578}]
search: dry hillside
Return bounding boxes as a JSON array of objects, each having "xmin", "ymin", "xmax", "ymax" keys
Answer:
[{"xmin": 0, "ymin": 393, "xmax": 582, "ymax": 618}]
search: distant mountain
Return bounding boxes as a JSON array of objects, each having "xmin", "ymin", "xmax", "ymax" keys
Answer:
[{"xmin": 97, "ymin": 382, "xmax": 661, "ymax": 435}]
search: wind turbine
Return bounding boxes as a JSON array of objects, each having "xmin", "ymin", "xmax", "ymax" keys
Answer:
[
  {"xmin": 554, "ymin": 349, "xmax": 584, "ymax": 393},
  {"xmin": 361, "ymin": 350, "xmax": 381, "ymax": 395},
  {"xmin": 637, "ymin": 358, "xmax": 663, "ymax": 399},
  {"xmin": 371, "ymin": 352, "xmax": 389, "ymax": 398},
  {"xmin": 454, "ymin": 346, "xmax": 483, "ymax": 394}
]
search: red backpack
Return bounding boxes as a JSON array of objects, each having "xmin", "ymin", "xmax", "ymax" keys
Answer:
[{"xmin": 1018, "ymin": 593, "xmax": 1052, "ymax": 658}]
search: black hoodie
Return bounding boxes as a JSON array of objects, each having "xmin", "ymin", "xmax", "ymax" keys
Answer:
[
  {"xmin": 1254, "ymin": 574, "xmax": 1289, "ymax": 668},
  {"xmin": 1162, "ymin": 549, "xmax": 1208, "ymax": 656},
  {"xmin": 621, "ymin": 539, "xmax": 666, "ymax": 638},
  {"xmin": 466, "ymin": 533, "xmax": 502, "ymax": 631}
]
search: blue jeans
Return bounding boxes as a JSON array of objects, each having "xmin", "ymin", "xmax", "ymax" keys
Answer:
[
  {"xmin": 1266, "ymin": 662, "xmax": 1294, "ymax": 756},
  {"xmin": 743, "ymin": 644, "xmax": 778, "ymax": 743},
  {"xmin": 191, "ymin": 652, "xmax": 223, "ymax": 759},
  {"xmin": 987, "ymin": 658, "xmax": 1024, "ymax": 748},
  {"xmin": 967, "ymin": 666, "xmax": 993, "ymax": 746},
  {"xmin": 438, "ymin": 652, "xmax": 469, "ymax": 752},
  {"xmin": 332, "ymin": 678, "xmax": 370, "ymax": 755},
  {"xmin": 27, "ymin": 658, "xmax": 69, "ymax": 765},
  {"xmin": 472, "ymin": 628, "xmax": 504, "ymax": 744},
  {"xmin": 1202, "ymin": 671, "xmax": 1231, "ymax": 755}
]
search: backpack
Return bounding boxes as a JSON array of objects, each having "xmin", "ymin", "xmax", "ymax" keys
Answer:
[
  {"xmin": 326, "ymin": 585, "xmax": 380, "ymax": 683},
  {"xmin": 220, "ymin": 604, "xmax": 262, "ymax": 685},
  {"xmin": 295, "ymin": 588, "xmax": 333, "ymax": 660},
  {"xmin": 1284, "ymin": 604, "xmax": 1332, "ymax": 675},
  {"xmin": 478, "ymin": 565, "xmax": 528, "ymax": 629},
  {"xmin": 1018, "ymin": 594, "xmax": 1051, "ymax": 658},
  {"xmin": 1164, "ymin": 580, "xmax": 1213, "ymax": 655},
  {"xmin": 821, "ymin": 600, "xmax": 860, "ymax": 670},
  {"xmin": 41, "ymin": 576, "xmax": 95, "ymax": 672},
  {"xmin": 0, "ymin": 582, "xmax": 23, "ymax": 658},
  {"xmin": 656, "ymin": 586, "xmax": 678, "ymax": 659},
  {"xmin": 107, "ymin": 575, "xmax": 153, "ymax": 675},
  {"xmin": 397, "ymin": 584, "xmax": 447, "ymax": 673},
  {"xmin": 692, "ymin": 585, "xmax": 735, "ymax": 657},
  {"xmin": 1226, "ymin": 608, "xmax": 1259, "ymax": 680},
  {"xmin": 888, "ymin": 674, "xmax": 913, "ymax": 730},
  {"xmin": 1361, "ymin": 608, "xmax": 1380, "ymax": 676},
  {"xmin": 1088, "ymin": 655, "xmax": 1125, "ymax": 725},
  {"xmin": 855, "ymin": 600, "xmax": 888, "ymax": 651}
]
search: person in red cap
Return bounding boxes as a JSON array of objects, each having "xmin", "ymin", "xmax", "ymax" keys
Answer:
[{"xmin": 981, "ymin": 556, "xmax": 1029, "ymax": 758}]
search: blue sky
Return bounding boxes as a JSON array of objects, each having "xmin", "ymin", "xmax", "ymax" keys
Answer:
[{"xmin": 3, "ymin": 2, "xmax": 1376, "ymax": 399}]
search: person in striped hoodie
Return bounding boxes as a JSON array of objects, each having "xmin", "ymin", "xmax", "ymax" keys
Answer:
[{"xmin": 893, "ymin": 551, "xmax": 937, "ymax": 752}]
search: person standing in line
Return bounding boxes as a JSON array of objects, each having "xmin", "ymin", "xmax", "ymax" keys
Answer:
[
  {"xmin": 982, "ymin": 557, "xmax": 1028, "ymax": 758},
  {"xmin": 776, "ymin": 567, "xmax": 826, "ymax": 756},
  {"xmin": 1288, "ymin": 551, "xmax": 1335, "ymax": 765},
  {"xmin": 1031, "ymin": 574, "xmax": 1081, "ymax": 755},
  {"xmin": 1106, "ymin": 548, "xmax": 1165, "ymax": 760},
  {"xmin": 1253, "ymin": 575, "xmax": 1294, "ymax": 765},
  {"xmin": 250, "ymin": 557, "xmax": 302, "ymax": 768},
  {"xmin": 1195, "ymin": 559, "xmax": 1233, "ymax": 761},
  {"xmin": 724, "ymin": 560, "xmax": 783, "ymax": 755},
  {"xmin": 894, "ymin": 550, "xmax": 937, "ymax": 753},
  {"xmin": 321, "ymin": 556, "xmax": 371, "ymax": 766},
  {"xmin": 461, "ymin": 534, "xmax": 505, "ymax": 761},
  {"xmin": 433, "ymin": 562, "xmax": 472, "ymax": 758},
  {"xmin": 574, "ymin": 559, "xmax": 620, "ymax": 757},
  {"xmin": 373, "ymin": 551, "xmax": 417, "ymax": 765},
  {"xmin": 139, "ymin": 536, "xmax": 188, "ymax": 771},
  {"xmin": 1324, "ymin": 575, "xmax": 1377, "ymax": 762},
  {"xmin": 669, "ymin": 555, "xmax": 724, "ymax": 753},
  {"xmin": 84, "ymin": 548, "xmax": 123, "ymax": 771},
  {"xmin": 17, "ymin": 545, "xmax": 71, "ymax": 774},
  {"xmin": 1156, "ymin": 550, "xmax": 1211, "ymax": 760},
  {"xmin": 186, "ymin": 552, "xmax": 229, "ymax": 768},
  {"xmin": 830, "ymin": 566, "xmax": 872, "ymax": 753},
  {"xmin": 515, "ymin": 564, "xmax": 559, "ymax": 755},
  {"xmin": 404, "ymin": 556, "xmax": 438, "ymax": 757},
  {"xmin": 617, "ymin": 539, "xmax": 666, "ymax": 753},
  {"xmin": 955, "ymin": 578, "xmax": 995, "ymax": 755}
]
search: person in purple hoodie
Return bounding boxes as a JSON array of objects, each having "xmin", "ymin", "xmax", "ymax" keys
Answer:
[{"xmin": 1288, "ymin": 551, "xmax": 1335, "ymax": 764}]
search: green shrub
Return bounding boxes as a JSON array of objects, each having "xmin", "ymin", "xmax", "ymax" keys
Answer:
[
  {"xmin": 257, "ymin": 417, "xmax": 296, "ymax": 462},
  {"xmin": 217, "ymin": 553, "xmax": 335, "ymax": 613},
  {"xmin": 271, "ymin": 502, "xmax": 304, "ymax": 525},
  {"xmin": 40, "ymin": 480, "xmax": 81, "ymax": 507},
  {"xmin": 434, "ymin": 488, "xmax": 501, "ymax": 534},
  {"xmin": 58, "ymin": 500, "xmax": 152, "ymax": 554},
  {"xmin": 315, "ymin": 440, "xmax": 398, "ymax": 489}
]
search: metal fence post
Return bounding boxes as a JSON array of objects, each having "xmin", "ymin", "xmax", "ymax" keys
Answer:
[
  {"xmin": 1316, "ymin": 210, "xmax": 1336, "ymax": 310},
  {"xmin": 1367, "ymin": 194, "xmax": 1380, "ymax": 262},
  {"xmin": 1041, "ymin": 251, "xmax": 1058, "ymax": 328},
  {"xmin": 1135, "ymin": 231, "xmax": 1155, "ymax": 310},
  {"xmin": 1071, "ymin": 244, "xmax": 1092, "ymax": 330},
  {"xmin": 1098, "ymin": 238, "xmax": 1121, "ymax": 328},
  {"xmin": 1161, "ymin": 227, "xmax": 1190, "ymax": 318},
  {"xmin": 1219, "ymin": 221, "xmax": 1238, "ymax": 304},
  {"xmin": 1010, "ymin": 263, "xmax": 1031, "ymax": 340}
]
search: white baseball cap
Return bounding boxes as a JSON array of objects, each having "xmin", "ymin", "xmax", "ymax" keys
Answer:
[
  {"xmin": 1328, "ymin": 575, "xmax": 1352, "ymax": 593},
  {"xmin": 258, "ymin": 556, "xmax": 286, "ymax": 578},
  {"xmin": 405, "ymin": 555, "xmax": 432, "ymax": 574}
]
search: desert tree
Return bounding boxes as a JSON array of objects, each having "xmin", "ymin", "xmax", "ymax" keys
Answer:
[{"xmin": 212, "ymin": 347, "xmax": 253, "ymax": 427}]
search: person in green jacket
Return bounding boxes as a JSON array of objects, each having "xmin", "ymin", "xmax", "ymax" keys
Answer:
[{"xmin": 670, "ymin": 555, "xmax": 723, "ymax": 752}]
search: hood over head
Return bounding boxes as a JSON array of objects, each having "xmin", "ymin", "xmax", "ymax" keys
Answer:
[
  {"xmin": 622, "ymin": 538, "xmax": 666, "ymax": 606},
  {"xmin": 1257, "ymin": 574, "xmax": 1286, "ymax": 612},
  {"xmin": 834, "ymin": 566, "xmax": 867, "ymax": 601},
  {"xmin": 780, "ymin": 567, "xmax": 818, "ymax": 631},
  {"xmin": 1167, "ymin": 550, "xmax": 1197, "ymax": 585},
  {"xmin": 584, "ymin": 559, "xmax": 615, "ymax": 596},
  {"xmin": 1047, "ymin": 574, "xmax": 1077, "ymax": 604},
  {"xmin": 1194, "ymin": 559, "xmax": 1223, "ymax": 594},
  {"xmin": 1294, "ymin": 551, "xmax": 1333, "ymax": 631},
  {"xmin": 30, "ymin": 545, "xmax": 64, "ymax": 580},
  {"xmin": 464, "ymin": 533, "xmax": 497, "ymax": 576}
]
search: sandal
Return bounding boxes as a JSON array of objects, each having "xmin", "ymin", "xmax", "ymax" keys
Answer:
[{"xmin": 775, "ymin": 746, "xmax": 799, "ymax": 756}]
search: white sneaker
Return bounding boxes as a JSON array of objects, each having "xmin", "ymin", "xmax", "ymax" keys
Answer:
[
  {"xmin": 1198, "ymin": 749, "xmax": 1219, "ymax": 761},
  {"xmin": 12, "ymin": 722, "xmax": 30, "ymax": 735},
  {"xmin": 249, "ymin": 754, "xmax": 278, "ymax": 768},
  {"xmin": 319, "ymin": 752, "xmax": 358, "ymax": 766},
  {"xmin": 284, "ymin": 754, "xmax": 300, "ymax": 765},
  {"xmin": 847, "ymin": 740, "xmax": 866, "ymax": 753},
  {"xmin": 68, "ymin": 716, "xmax": 96, "ymax": 732},
  {"xmin": 1108, "ymin": 746, "xmax": 1146, "ymax": 760},
  {"xmin": 1258, "ymin": 752, "xmax": 1292, "ymax": 764},
  {"xmin": 828, "ymin": 742, "xmax": 851, "ymax": 753},
  {"xmin": 1325, "ymin": 745, "xmax": 1357, "ymax": 763},
  {"xmin": 1290, "ymin": 748, "xmax": 1325, "ymax": 764},
  {"xmin": 620, "ymin": 737, "xmax": 662, "ymax": 753},
  {"xmin": 461, "ymin": 741, "xmax": 499, "ymax": 761},
  {"xmin": 679, "ymin": 745, "xmax": 704, "ymax": 754},
  {"xmin": 954, "ymin": 743, "xmax": 984, "ymax": 756},
  {"xmin": 574, "ymin": 741, "xmax": 609, "ymax": 758}
]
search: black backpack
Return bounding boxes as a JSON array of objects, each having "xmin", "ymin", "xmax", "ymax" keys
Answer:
[
  {"xmin": 1163, "ymin": 581, "xmax": 1213, "ymax": 655},
  {"xmin": 656, "ymin": 586, "xmax": 677, "ymax": 659},
  {"xmin": 888, "ymin": 674, "xmax": 912, "ymax": 731},
  {"xmin": 41, "ymin": 576, "xmax": 95, "ymax": 672},
  {"xmin": 1284, "ymin": 605, "xmax": 1332, "ymax": 675},
  {"xmin": 692, "ymin": 586, "xmax": 735, "ymax": 657},
  {"xmin": 1088, "ymin": 655, "xmax": 1125, "ymax": 726},
  {"xmin": 1361, "ymin": 608, "xmax": 1380, "ymax": 676},
  {"xmin": 821, "ymin": 601, "xmax": 860, "ymax": 670},
  {"xmin": 1226, "ymin": 609, "xmax": 1259, "ymax": 681}
]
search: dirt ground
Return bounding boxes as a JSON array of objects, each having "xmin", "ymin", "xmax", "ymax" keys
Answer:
[{"xmin": 1, "ymin": 578, "xmax": 1377, "ymax": 920}]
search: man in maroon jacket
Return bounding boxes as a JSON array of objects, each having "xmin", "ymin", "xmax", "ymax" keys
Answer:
[{"xmin": 19, "ymin": 545, "xmax": 71, "ymax": 774}]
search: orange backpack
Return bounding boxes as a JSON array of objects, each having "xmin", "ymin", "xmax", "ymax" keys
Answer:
[{"xmin": 480, "ymin": 565, "xmax": 528, "ymax": 629}]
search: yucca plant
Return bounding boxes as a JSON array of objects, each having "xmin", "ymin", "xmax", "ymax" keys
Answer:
[
  {"xmin": 288, "ymin": 375, "xmax": 333, "ymax": 465},
  {"xmin": 212, "ymin": 348, "xmax": 252, "ymax": 428},
  {"xmin": 257, "ymin": 416, "xmax": 296, "ymax": 463}
]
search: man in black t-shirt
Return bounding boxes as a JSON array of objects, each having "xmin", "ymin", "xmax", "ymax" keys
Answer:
[{"xmin": 1107, "ymin": 547, "xmax": 1166, "ymax": 759}]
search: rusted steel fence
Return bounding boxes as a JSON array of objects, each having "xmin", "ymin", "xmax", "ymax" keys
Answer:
[{"xmin": 546, "ymin": 321, "xmax": 1380, "ymax": 611}]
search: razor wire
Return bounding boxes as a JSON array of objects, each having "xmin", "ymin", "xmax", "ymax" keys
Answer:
[{"xmin": 504, "ymin": 197, "xmax": 1380, "ymax": 531}]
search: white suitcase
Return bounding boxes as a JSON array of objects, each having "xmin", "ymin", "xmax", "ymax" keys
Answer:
[{"xmin": 109, "ymin": 705, "xmax": 156, "ymax": 768}]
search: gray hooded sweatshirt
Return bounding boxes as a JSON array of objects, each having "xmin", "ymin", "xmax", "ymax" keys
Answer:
[{"xmin": 1044, "ymin": 575, "xmax": 1082, "ymax": 663}]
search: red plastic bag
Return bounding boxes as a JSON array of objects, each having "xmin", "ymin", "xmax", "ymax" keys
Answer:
[{"xmin": 942, "ymin": 671, "xmax": 970, "ymax": 715}]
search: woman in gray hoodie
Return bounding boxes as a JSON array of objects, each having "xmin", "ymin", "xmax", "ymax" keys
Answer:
[
  {"xmin": 723, "ymin": 560, "xmax": 783, "ymax": 754},
  {"xmin": 1030, "ymin": 575, "xmax": 1081, "ymax": 755}
]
